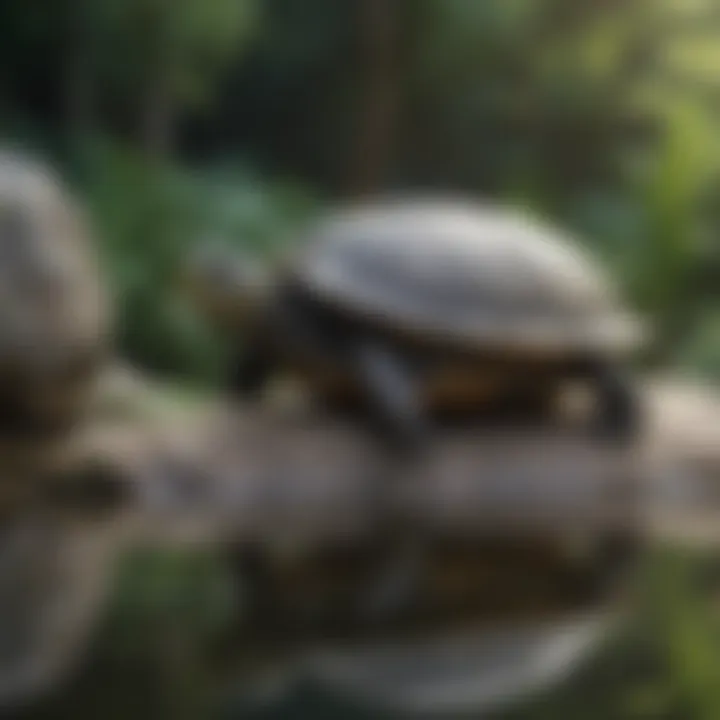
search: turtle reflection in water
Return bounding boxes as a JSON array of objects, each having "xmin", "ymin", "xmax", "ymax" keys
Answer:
[
  {"xmin": 182, "ymin": 200, "xmax": 644, "ymax": 451},
  {"xmin": 137, "ymin": 407, "xmax": 646, "ymax": 717}
]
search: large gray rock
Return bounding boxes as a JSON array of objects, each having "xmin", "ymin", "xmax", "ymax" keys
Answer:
[{"xmin": 0, "ymin": 152, "xmax": 109, "ymax": 434}]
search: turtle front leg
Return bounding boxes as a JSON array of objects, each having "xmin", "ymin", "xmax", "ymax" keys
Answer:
[
  {"xmin": 227, "ymin": 346, "xmax": 275, "ymax": 401},
  {"xmin": 352, "ymin": 340, "xmax": 430, "ymax": 455},
  {"xmin": 349, "ymin": 340, "xmax": 432, "ymax": 622}
]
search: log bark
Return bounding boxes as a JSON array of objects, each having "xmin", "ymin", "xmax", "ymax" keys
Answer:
[{"xmin": 46, "ymin": 370, "xmax": 720, "ymax": 550}]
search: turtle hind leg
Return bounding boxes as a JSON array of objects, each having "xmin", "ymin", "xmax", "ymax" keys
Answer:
[
  {"xmin": 590, "ymin": 361, "xmax": 642, "ymax": 444},
  {"xmin": 353, "ymin": 340, "xmax": 429, "ymax": 455}
]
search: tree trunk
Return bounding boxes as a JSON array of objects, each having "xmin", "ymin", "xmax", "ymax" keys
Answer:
[
  {"xmin": 348, "ymin": 0, "xmax": 400, "ymax": 197},
  {"xmin": 139, "ymin": 12, "xmax": 176, "ymax": 162},
  {"xmin": 62, "ymin": 0, "xmax": 96, "ymax": 172},
  {"xmin": 64, "ymin": 50, "xmax": 94, "ymax": 146},
  {"xmin": 140, "ymin": 78, "xmax": 175, "ymax": 161}
]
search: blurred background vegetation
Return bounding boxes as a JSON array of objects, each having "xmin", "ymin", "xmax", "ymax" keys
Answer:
[
  {"xmin": 1, "ymin": 0, "xmax": 719, "ymax": 384},
  {"xmin": 3, "ymin": 2, "xmax": 720, "ymax": 718}
]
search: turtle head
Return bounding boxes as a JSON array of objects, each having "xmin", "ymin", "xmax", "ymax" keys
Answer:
[{"xmin": 180, "ymin": 243, "xmax": 272, "ymax": 330}]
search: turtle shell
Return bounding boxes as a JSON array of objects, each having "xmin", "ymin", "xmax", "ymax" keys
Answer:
[{"xmin": 291, "ymin": 200, "xmax": 643, "ymax": 356}]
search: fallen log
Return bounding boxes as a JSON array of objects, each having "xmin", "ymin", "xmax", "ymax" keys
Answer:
[{"xmin": 48, "ymin": 371, "xmax": 720, "ymax": 550}]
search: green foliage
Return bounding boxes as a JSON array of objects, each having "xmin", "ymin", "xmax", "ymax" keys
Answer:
[
  {"xmin": 1, "ymin": 0, "xmax": 718, "ymax": 378},
  {"xmin": 80, "ymin": 139, "xmax": 318, "ymax": 381},
  {"xmin": 107, "ymin": 548, "xmax": 237, "ymax": 651},
  {"xmin": 674, "ymin": 310, "xmax": 720, "ymax": 381},
  {"xmin": 633, "ymin": 104, "xmax": 717, "ymax": 338},
  {"xmin": 30, "ymin": 548, "xmax": 240, "ymax": 719},
  {"xmin": 566, "ymin": 101, "xmax": 717, "ymax": 361},
  {"xmin": 96, "ymin": 0, "xmax": 257, "ymax": 107},
  {"xmin": 640, "ymin": 551, "xmax": 720, "ymax": 720},
  {"xmin": 495, "ymin": 550, "xmax": 720, "ymax": 720}
]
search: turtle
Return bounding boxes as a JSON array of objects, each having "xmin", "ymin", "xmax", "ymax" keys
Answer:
[
  {"xmin": 182, "ymin": 199, "xmax": 644, "ymax": 450},
  {"xmin": 0, "ymin": 151, "xmax": 110, "ymax": 435}
]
